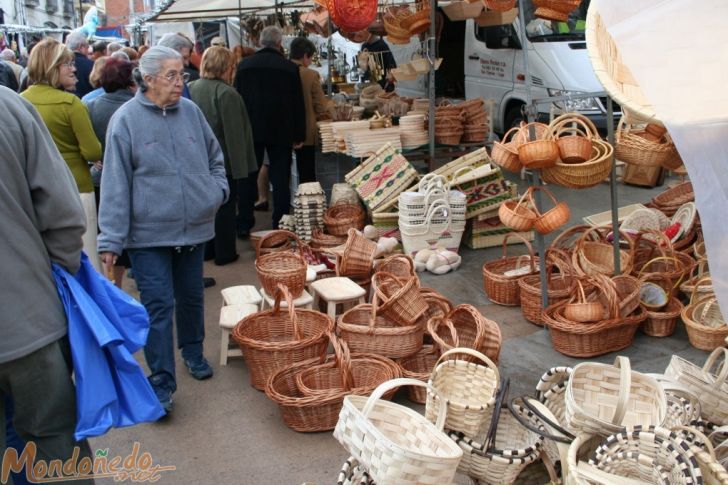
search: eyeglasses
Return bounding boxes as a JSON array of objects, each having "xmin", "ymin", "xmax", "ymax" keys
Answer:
[
  {"xmin": 157, "ymin": 71, "xmax": 191, "ymax": 83},
  {"xmin": 61, "ymin": 61, "xmax": 75, "ymax": 69}
]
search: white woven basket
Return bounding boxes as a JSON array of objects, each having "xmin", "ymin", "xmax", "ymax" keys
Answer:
[
  {"xmin": 425, "ymin": 348, "xmax": 500, "ymax": 438},
  {"xmin": 565, "ymin": 356, "xmax": 667, "ymax": 437},
  {"xmin": 333, "ymin": 378, "xmax": 463, "ymax": 485}
]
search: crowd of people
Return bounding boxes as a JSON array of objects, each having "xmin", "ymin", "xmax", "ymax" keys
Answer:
[{"xmin": 1, "ymin": 25, "xmax": 333, "ymax": 482}]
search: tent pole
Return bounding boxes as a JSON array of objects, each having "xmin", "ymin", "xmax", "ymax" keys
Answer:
[
  {"xmin": 607, "ymin": 97, "xmax": 620, "ymax": 274},
  {"xmin": 237, "ymin": 0, "xmax": 242, "ymax": 46},
  {"xmin": 327, "ymin": 17, "xmax": 333, "ymax": 96},
  {"xmin": 427, "ymin": 0, "xmax": 436, "ymax": 170}
]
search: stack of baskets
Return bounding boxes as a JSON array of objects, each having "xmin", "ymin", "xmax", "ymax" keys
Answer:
[
  {"xmin": 459, "ymin": 98, "xmax": 490, "ymax": 143},
  {"xmin": 434, "ymin": 103, "xmax": 465, "ymax": 145},
  {"xmin": 293, "ymin": 182, "xmax": 327, "ymax": 242},
  {"xmin": 382, "ymin": 5, "xmax": 414, "ymax": 44},
  {"xmin": 615, "ymin": 114, "xmax": 680, "ymax": 171},
  {"xmin": 649, "ymin": 181, "xmax": 694, "ymax": 216},
  {"xmin": 398, "ymin": 174, "xmax": 467, "ymax": 256}
]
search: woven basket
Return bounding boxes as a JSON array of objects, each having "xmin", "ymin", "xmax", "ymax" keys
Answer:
[
  {"xmin": 371, "ymin": 271, "xmax": 427, "ymax": 325},
  {"xmin": 333, "ymin": 228, "xmax": 377, "ymax": 279},
  {"xmin": 451, "ymin": 381, "xmax": 545, "ymax": 484},
  {"xmin": 375, "ymin": 254, "xmax": 415, "ymax": 279},
  {"xmin": 615, "ymin": 115, "xmax": 677, "ymax": 168},
  {"xmin": 324, "ymin": 202, "xmax": 366, "ymax": 236},
  {"xmin": 256, "ymin": 231, "xmax": 307, "ymax": 298},
  {"xmin": 491, "ymin": 126, "xmax": 522, "ymax": 173},
  {"xmin": 672, "ymin": 426, "xmax": 728, "ymax": 485},
  {"xmin": 337, "ymin": 294, "xmax": 423, "ymax": 359},
  {"xmin": 483, "ymin": 0, "xmax": 516, "ymax": 12},
  {"xmin": 397, "ymin": 345, "xmax": 439, "ymax": 404},
  {"xmin": 550, "ymin": 224, "xmax": 597, "ymax": 257},
  {"xmin": 518, "ymin": 249, "xmax": 575, "ymax": 325},
  {"xmin": 551, "ymin": 113, "xmax": 595, "ymax": 164},
  {"xmin": 256, "ymin": 230, "xmax": 293, "ymax": 257},
  {"xmin": 650, "ymin": 181, "xmax": 694, "ymax": 216},
  {"xmin": 382, "ymin": 5, "xmax": 412, "ymax": 44},
  {"xmin": 336, "ymin": 456, "xmax": 373, "ymax": 485},
  {"xmin": 665, "ymin": 349, "xmax": 728, "ymax": 426},
  {"xmin": 310, "ymin": 227, "xmax": 347, "ymax": 250},
  {"xmin": 643, "ymin": 296, "xmax": 684, "ymax": 337},
  {"xmin": 425, "ymin": 348, "xmax": 500, "ymax": 438},
  {"xmin": 567, "ymin": 426, "xmax": 703, "ymax": 485},
  {"xmin": 565, "ymin": 356, "xmax": 667, "ymax": 437},
  {"xmin": 232, "ymin": 284, "xmax": 333, "ymax": 390},
  {"xmin": 427, "ymin": 304, "xmax": 502, "ymax": 364},
  {"xmin": 563, "ymin": 280, "xmax": 603, "ymax": 323},
  {"xmin": 498, "ymin": 190, "xmax": 538, "ymax": 231},
  {"xmin": 572, "ymin": 226, "xmax": 635, "ymax": 277},
  {"xmin": 482, "ymin": 231, "xmax": 539, "ymax": 306},
  {"xmin": 399, "ymin": 0, "xmax": 430, "ymax": 35},
  {"xmin": 517, "ymin": 123, "xmax": 559, "ymax": 169},
  {"xmin": 333, "ymin": 378, "xmax": 463, "ymax": 485},
  {"xmin": 542, "ymin": 138, "xmax": 614, "ymax": 189},
  {"xmin": 543, "ymin": 300, "xmax": 646, "ymax": 358},
  {"xmin": 682, "ymin": 279, "xmax": 728, "ymax": 351},
  {"xmin": 598, "ymin": 273, "xmax": 641, "ymax": 319},
  {"xmin": 529, "ymin": 186, "xmax": 571, "ymax": 235}
]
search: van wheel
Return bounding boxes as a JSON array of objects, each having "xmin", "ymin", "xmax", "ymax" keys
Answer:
[{"xmin": 504, "ymin": 104, "xmax": 525, "ymax": 131}]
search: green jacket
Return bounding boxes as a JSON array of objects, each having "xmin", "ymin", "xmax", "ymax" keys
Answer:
[
  {"xmin": 188, "ymin": 78, "xmax": 257, "ymax": 180},
  {"xmin": 21, "ymin": 84, "xmax": 102, "ymax": 193}
]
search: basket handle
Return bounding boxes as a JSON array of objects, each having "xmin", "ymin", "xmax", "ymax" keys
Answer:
[
  {"xmin": 422, "ymin": 201, "xmax": 453, "ymax": 237},
  {"xmin": 550, "ymin": 112, "xmax": 599, "ymax": 138},
  {"xmin": 638, "ymin": 256, "xmax": 685, "ymax": 289},
  {"xmin": 361, "ymin": 378, "xmax": 448, "ymax": 430},
  {"xmin": 518, "ymin": 122, "xmax": 551, "ymax": 142},
  {"xmin": 329, "ymin": 332, "xmax": 355, "ymax": 393},
  {"xmin": 690, "ymin": 276, "xmax": 713, "ymax": 304},
  {"xmin": 509, "ymin": 396, "xmax": 575, "ymax": 444},
  {"xmin": 501, "ymin": 231, "xmax": 537, "ymax": 274},
  {"xmin": 672, "ymin": 425, "xmax": 717, "ymax": 459},
  {"xmin": 483, "ymin": 377, "xmax": 509, "ymax": 453},
  {"xmin": 550, "ymin": 115, "xmax": 595, "ymax": 141},
  {"xmin": 426, "ymin": 316, "xmax": 460, "ymax": 350},
  {"xmin": 417, "ymin": 173, "xmax": 446, "ymax": 193},
  {"xmin": 434, "ymin": 347, "xmax": 499, "ymax": 381},
  {"xmin": 702, "ymin": 347, "xmax": 728, "ymax": 388},
  {"xmin": 272, "ymin": 284, "xmax": 303, "ymax": 340},
  {"xmin": 611, "ymin": 355, "xmax": 632, "ymax": 426},
  {"xmin": 569, "ymin": 280, "xmax": 588, "ymax": 304},
  {"xmin": 527, "ymin": 186, "xmax": 561, "ymax": 217},
  {"xmin": 536, "ymin": 366, "xmax": 573, "ymax": 398}
]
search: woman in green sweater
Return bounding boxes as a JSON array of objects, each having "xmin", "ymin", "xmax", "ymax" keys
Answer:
[{"xmin": 22, "ymin": 38, "xmax": 103, "ymax": 271}]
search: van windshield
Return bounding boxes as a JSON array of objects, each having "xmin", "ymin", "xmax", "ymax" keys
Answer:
[{"xmin": 524, "ymin": 0, "xmax": 590, "ymax": 42}]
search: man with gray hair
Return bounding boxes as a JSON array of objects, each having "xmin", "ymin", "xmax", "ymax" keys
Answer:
[
  {"xmin": 65, "ymin": 32, "xmax": 94, "ymax": 97},
  {"xmin": 106, "ymin": 41, "xmax": 122, "ymax": 54},
  {"xmin": 158, "ymin": 32, "xmax": 199, "ymax": 81},
  {"xmin": 1, "ymin": 48, "xmax": 23, "ymax": 83},
  {"xmin": 234, "ymin": 26, "xmax": 305, "ymax": 231}
]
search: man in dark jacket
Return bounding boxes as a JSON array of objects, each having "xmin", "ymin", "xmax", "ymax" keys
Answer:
[
  {"xmin": 0, "ymin": 60, "xmax": 18, "ymax": 91},
  {"xmin": 65, "ymin": 32, "xmax": 94, "ymax": 97},
  {"xmin": 0, "ymin": 86, "xmax": 91, "ymax": 482},
  {"xmin": 235, "ymin": 26, "xmax": 306, "ymax": 229}
]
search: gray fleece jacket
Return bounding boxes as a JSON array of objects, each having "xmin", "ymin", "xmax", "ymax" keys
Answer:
[
  {"xmin": 97, "ymin": 90, "xmax": 229, "ymax": 256},
  {"xmin": 0, "ymin": 86, "xmax": 86, "ymax": 363}
]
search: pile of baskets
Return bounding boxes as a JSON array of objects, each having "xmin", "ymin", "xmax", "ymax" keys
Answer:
[
  {"xmin": 615, "ymin": 114, "xmax": 682, "ymax": 171},
  {"xmin": 434, "ymin": 102, "xmax": 465, "ymax": 145},
  {"xmin": 381, "ymin": 0, "xmax": 431, "ymax": 45},
  {"xmin": 459, "ymin": 98, "xmax": 490, "ymax": 143},
  {"xmin": 292, "ymin": 182, "xmax": 327, "ymax": 242}
]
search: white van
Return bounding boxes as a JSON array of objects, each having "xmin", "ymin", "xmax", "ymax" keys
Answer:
[{"xmin": 464, "ymin": 1, "xmax": 617, "ymax": 133}]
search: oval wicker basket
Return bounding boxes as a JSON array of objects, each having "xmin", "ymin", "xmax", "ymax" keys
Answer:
[
  {"xmin": 376, "ymin": 254, "xmax": 416, "ymax": 279},
  {"xmin": 518, "ymin": 248, "xmax": 575, "ymax": 325},
  {"xmin": 550, "ymin": 113, "xmax": 596, "ymax": 164},
  {"xmin": 372, "ymin": 271, "xmax": 427, "ymax": 325},
  {"xmin": 332, "ymin": 228, "xmax": 377, "ymax": 279},
  {"xmin": 397, "ymin": 345, "xmax": 440, "ymax": 404},
  {"xmin": 427, "ymin": 304, "xmax": 502, "ymax": 364},
  {"xmin": 323, "ymin": 202, "xmax": 365, "ymax": 237},
  {"xmin": 232, "ymin": 284, "xmax": 333, "ymax": 390},
  {"xmin": 529, "ymin": 186, "xmax": 570, "ymax": 235},
  {"xmin": 541, "ymin": 138, "xmax": 613, "ymax": 189},
  {"xmin": 563, "ymin": 280, "xmax": 603, "ymax": 323},
  {"xmin": 256, "ymin": 229, "xmax": 293, "ymax": 258},
  {"xmin": 498, "ymin": 189, "xmax": 538, "ymax": 231},
  {"xmin": 643, "ymin": 296, "xmax": 684, "ymax": 337},
  {"xmin": 256, "ymin": 231, "xmax": 307, "ymax": 298},
  {"xmin": 682, "ymin": 277, "xmax": 728, "ymax": 351},
  {"xmin": 572, "ymin": 226, "xmax": 635, "ymax": 277},
  {"xmin": 482, "ymin": 232, "xmax": 539, "ymax": 306},
  {"xmin": 615, "ymin": 115, "xmax": 677, "ymax": 168},
  {"xmin": 491, "ymin": 126, "xmax": 522, "ymax": 173}
]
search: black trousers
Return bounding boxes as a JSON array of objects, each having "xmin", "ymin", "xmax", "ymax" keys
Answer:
[
  {"xmin": 205, "ymin": 176, "xmax": 239, "ymax": 265},
  {"xmin": 294, "ymin": 145, "xmax": 317, "ymax": 184},
  {"xmin": 235, "ymin": 174, "xmax": 256, "ymax": 235},
  {"xmin": 254, "ymin": 143, "xmax": 291, "ymax": 229}
]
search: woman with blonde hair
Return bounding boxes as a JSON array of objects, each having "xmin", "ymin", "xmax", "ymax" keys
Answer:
[
  {"xmin": 81, "ymin": 55, "xmax": 109, "ymax": 104},
  {"xmin": 189, "ymin": 46, "xmax": 257, "ymax": 263},
  {"xmin": 21, "ymin": 37, "xmax": 103, "ymax": 271}
]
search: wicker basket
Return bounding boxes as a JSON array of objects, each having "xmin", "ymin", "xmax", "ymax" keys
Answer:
[
  {"xmin": 572, "ymin": 226, "xmax": 635, "ymax": 277},
  {"xmin": 563, "ymin": 280, "xmax": 603, "ymax": 323},
  {"xmin": 333, "ymin": 378, "xmax": 463, "ymax": 485},
  {"xmin": 672, "ymin": 426, "xmax": 728, "ymax": 485},
  {"xmin": 483, "ymin": 0, "xmax": 517, "ymax": 12},
  {"xmin": 310, "ymin": 227, "xmax": 347, "ymax": 250},
  {"xmin": 382, "ymin": 5, "xmax": 412, "ymax": 44},
  {"xmin": 256, "ymin": 231, "xmax": 307, "ymax": 298},
  {"xmin": 543, "ymin": 300, "xmax": 646, "ymax": 358},
  {"xmin": 665, "ymin": 349, "xmax": 728, "ymax": 431},
  {"xmin": 498, "ymin": 190, "xmax": 538, "ymax": 231},
  {"xmin": 323, "ymin": 202, "xmax": 365, "ymax": 236},
  {"xmin": 529, "ymin": 186, "xmax": 571, "ymax": 235},
  {"xmin": 551, "ymin": 113, "xmax": 596, "ymax": 164},
  {"xmin": 337, "ymin": 294, "xmax": 423, "ymax": 359},
  {"xmin": 427, "ymin": 304, "xmax": 502, "ymax": 364},
  {"xmin": 482, "ymin": 232, "xmax": 539, "ymax": 306},
  {"xmin": 425, "ymin": 348, "xmax": 500, "ymax": 438},
  {"xmin": 643, "ymin": 296, "xmax": 684, "ymax": 337},
  {"xmin": 491, "ymin": 126, "xmax": 522, "ymax": 173},
  {"xmin": 375, "ymin": 254, "xmax": 415, "ymax": 279},
  {"xmin": 518, "ymin": 249, "xmax": 575, "ymax": 325},
  {"xmin": 371, "ymin": 271, "xmax": 427, "ymax": 325},
  {"xmin": 397, "ymin": 345, "xmax": 439, "ymax": 404},
  {"xmin": 682, "ymin": 278, "xmax": 728, "ymax": 351},
  {"xmin": 615, "ymin": 115, "xmax": 677, "ymax": 168},
  {"xmin": 332, "ymin": 228, "xmax": 377, "ymax": 279},
  {"xmin": 542, "ymin": 138, "xmax": 613, "ymax": 189},
  {"xmin": 232, "ymin": 284, "xmax": 333, "ymax": 390},
  {"xmin": 565, "ymin": 356, "xmax": 667, "ymax": 437},
  {"xmin": 399, "ymin": 0, "xmax": 430, "ymax": 35},
  {"xmin": 256, "ymin": 230, "xmax": 293, "ymax": 257},
  {"xmin": 650, "ymin": 181, "xmax": 694, "ymax": 216},
  {"xmin": 517, "ymin": 123, "xmax": 559, "ymax": 169}
]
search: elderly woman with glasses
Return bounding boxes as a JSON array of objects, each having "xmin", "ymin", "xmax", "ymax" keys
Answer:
[
  {"xmin": 97, "ymin": 46, "xmax": 229, "ymax": 413},
  {"xmin": 21, "ymin": 37, "xmax": 103, "ymax": 270}
]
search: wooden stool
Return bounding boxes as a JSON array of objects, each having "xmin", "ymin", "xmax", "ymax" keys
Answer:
[
  {"xmin": 260, "ymin": 288, "xmax": 314, "ymax": 310},
  {"xmin": 310, "ymin": 277, "xmax": 366, "ymax": 321},
  {"xmin": 219, "ymin": 304, "xmax": 257, "ymax": 366},
  {"xmin": 220, "ymin": 285, "xmax": 262, "ymax": 309}
]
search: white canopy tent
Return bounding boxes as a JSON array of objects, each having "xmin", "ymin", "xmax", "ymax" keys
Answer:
[{"xmin": 145, "ymin": 0, "xmax": 314, "ymax": 22}]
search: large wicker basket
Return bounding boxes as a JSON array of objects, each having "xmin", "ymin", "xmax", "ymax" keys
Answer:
[
  {"xmin": 371, "ymin": 271, "xmax": 427, "ymax": 325},
  {"xmin": 518, "ymin": 248, "xmax": 575, "ymax": 325},
  {"xmin": 483, "ymin": 232, "xmax": 539, "ymax": 306},
  {"xmin": 323, "ymin": 202, "xmax": 365, "ymax": 236},
  {"xmin": 255, "ymin": 230, "xmax": 307, "ymax": 298},
  {"xmin": 427, "ymin": 304, "xmax": 502, "ymax": 364},
  {"xmin": 232, "ymin": 284, "xmax": 333, "ymax": 390}
]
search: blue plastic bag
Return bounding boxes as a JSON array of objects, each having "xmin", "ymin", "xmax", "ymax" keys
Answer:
[{"xmin": 52, "ymin": 253, "xmax": 165, "ymax": 440}]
